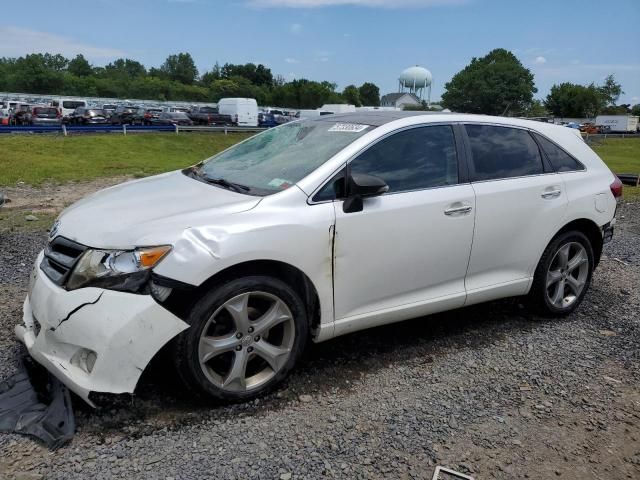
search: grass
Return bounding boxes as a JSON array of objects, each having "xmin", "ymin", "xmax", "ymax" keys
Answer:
[
  {"xmin": 590, "ymin": 138, "xmax": 640, "ymax": 201},
  {"xmin": 0, "ymin": 132, "xmax": 637, "ymax": 201},
  {"xmin": 0, "ymin": 210, "xmax": 56, "ymax": 234},
  {"xmin": 0, "ymin": 132, "xmax": 252, "ymax": 186}
]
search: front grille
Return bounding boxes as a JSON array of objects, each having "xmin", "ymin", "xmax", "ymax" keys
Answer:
[{"xmin": 40, "ymin": 236, "xmax": 87, "ymax": 286}]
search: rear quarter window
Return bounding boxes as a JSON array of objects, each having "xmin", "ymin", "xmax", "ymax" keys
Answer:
[
  {"xmin": 465, "ymin": 124, "xmax": 544, "ymax": 181},
  {"xmin": 533, "ymin": 133, "xmax": 584, "ymax": 172}
]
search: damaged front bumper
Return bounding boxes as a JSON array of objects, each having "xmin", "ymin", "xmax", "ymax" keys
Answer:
[{"xmin": 15, "ymin": 252, "xmax": 189, "ymax": 406}]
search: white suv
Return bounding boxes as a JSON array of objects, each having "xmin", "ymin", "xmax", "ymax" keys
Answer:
[{"xmin": 16, "ymin": 112, "xmax": 621, "ymax": 405}]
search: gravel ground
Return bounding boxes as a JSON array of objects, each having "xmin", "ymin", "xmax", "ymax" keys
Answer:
[{"xmin": 0, "ymin": 202, "xmax": 638, "ymax": 480}]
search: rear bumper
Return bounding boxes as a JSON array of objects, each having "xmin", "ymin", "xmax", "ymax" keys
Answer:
[
  {"xmin": 16, "ymin": 252, "xmax": 189, "ymax": 406},
  {"xmin": 31, "ymin": 119, "xmax": 61, "ymax": 126}
]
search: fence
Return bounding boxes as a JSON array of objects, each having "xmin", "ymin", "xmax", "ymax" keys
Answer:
[{"xmin": 0, "ymin": 125, "xmax": 267, "ymax": 136}]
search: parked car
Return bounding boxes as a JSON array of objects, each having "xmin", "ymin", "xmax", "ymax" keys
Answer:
[
  {"xmin": 0, "ymin": 100, "xmax": 22, "ymax": 117},
  {"xmin": 142, "ymin": 108, "xmax": 164, "ymax": 125},
  {"xmin": 102, "ymin": 104, "xmax": 118, "ymax": 118},
  {"xmin": 9, "ymin": 104, "xmax": 32, "ymax": 125},
  {"xmin": 163, "ymin": 106, "xmax": 191, "ymax": 114},
  {"xmin": 150, "ymin": 112, "xmax": 194, "ymax": 126},
  {"xmin": 68, "ymin": 107, "xmax": 109, "ymax": 125},
  {"xmin": 258, "ymin": 112, "xmax": 278, "ymax": 128},
  {"xmin": 188, "ymin": 106, "xmax": 232, "ymax": 126},
  {"xmin": 110, "ymin": 105, "xmax": 143, "ymax": 125},
  {"xmin": 16, "ymin": 112, "xmax": 620, "ymax": 406},
  {"xmin": 218, "ymin": 98, "xmax": 259, "ymax": 127},
  {"xmin": 51, "ymin": 99, "xmax": 88, "ymax": 118},
  {"xmin": 30, "ymin": 106, "xmax": 62, "ymax": 126}
]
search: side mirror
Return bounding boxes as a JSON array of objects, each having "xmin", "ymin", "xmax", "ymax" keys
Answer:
[
  {"xmin": 343, "ymin": 173, "xmax": 388, "ymax": 213},
  {"xmin": 349, "ymin": 173, "xmax": 389, "ymax": 198}
]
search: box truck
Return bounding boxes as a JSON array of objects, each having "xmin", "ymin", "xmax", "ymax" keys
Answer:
[{"xmin": 595, "ymin": 115, "xmax": 639, "ymax": 133}]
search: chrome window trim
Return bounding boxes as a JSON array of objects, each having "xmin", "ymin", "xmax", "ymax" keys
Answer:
[{"xmin": 307, "ymin": 121, "xmax": 466, "ymax": 205}]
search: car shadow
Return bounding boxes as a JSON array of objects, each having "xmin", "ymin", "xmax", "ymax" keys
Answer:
[{"xmin": 73, "ymin": 297, "xmax": 556, "ymax": 437}]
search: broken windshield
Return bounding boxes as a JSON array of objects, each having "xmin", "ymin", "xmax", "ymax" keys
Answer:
[{"xmin": 198, "ymin": 119, "xmax": 372, "ymax": 195}]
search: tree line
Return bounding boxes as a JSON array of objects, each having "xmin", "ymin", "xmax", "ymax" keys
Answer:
[
  {"xmin": 439, "ymin": 48, "xmax": 638, "ymax": 118},
  {"xmin": 0, "ymin": 49, "xmax": 637, "ymax": 117},
  {"xmin": 0, "ymin": 52, "xmax": 380, "ymax": 109}
]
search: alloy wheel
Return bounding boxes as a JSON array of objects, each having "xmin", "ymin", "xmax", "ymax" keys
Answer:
[
  {"xmin": 546, "ymin": 242, "xmax": 589, "ymax": 309},
  {"xmin": 198, "ymin": 291, "xmax": 295, "ymax": 392}
]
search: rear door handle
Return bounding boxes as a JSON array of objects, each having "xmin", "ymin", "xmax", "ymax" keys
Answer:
[
  {"xmin": 444, "ymin": 205, "xmax": 473, "ymax": 216},
  {"xmin": 541, "ymin": 189, "xmax": 562, "ymax": 199}
]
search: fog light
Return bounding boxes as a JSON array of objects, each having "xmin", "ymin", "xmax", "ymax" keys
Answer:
[
  {"xmin": 150, "ymin": 282, "xmax": 172, "ymax": 302},
  {"xmin": 70, "ymin": 348, "xmax": 98, "ymax": 373}
]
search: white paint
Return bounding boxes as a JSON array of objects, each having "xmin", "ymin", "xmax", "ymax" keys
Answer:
[{"xmin": 17, "ymin": 112, "xmax": 618, "ymax": 402}]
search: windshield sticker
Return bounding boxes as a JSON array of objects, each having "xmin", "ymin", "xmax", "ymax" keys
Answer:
[
  {"xmin": 268, "ymin": 178, "xmax": 293, "ymax": 189},
  {"xmin": 328, "ymin": 123, "xmax": 369, "ymax": 133}
]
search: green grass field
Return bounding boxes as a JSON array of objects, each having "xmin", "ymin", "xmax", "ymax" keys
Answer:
[
  {"xmin": 590, "ymin": 138, "xmax": 640, "ymax": 200},
  {"xmin": 0, "ymin": 133, "xmax": 638, "ymax": 200},
  {"xmin": 0, "ymin": 132, "xmax": 251, "ymax": 186}
]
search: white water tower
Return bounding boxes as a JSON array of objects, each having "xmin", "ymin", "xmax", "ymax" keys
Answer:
[{"xmin": 399, "ymin": 66, "xmax": 432, "ymax": 105}]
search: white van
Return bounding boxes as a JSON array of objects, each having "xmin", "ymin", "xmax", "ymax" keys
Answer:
[
  {"xmin": 51, "ymin": 99, "xmax": 88, "ymax": 117},
  {"xmin": 218, "ymin": 98, "xmax": 258, "ymax": 127},
  {"xmin": 0, "ymin": 100, "xmax": 22, "ymax": 116}
]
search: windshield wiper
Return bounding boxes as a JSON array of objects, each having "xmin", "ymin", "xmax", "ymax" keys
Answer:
[
  {"xmin": 201, "ymin": 175, "xmax": 251, "ymax": 193},
  {"xmin": 184, "ymin": 165, "xmax": 250, "ymax": 193}
]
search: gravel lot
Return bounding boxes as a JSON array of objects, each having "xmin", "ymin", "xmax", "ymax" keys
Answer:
[{"xmin": 0, "ymin": 201, "xmax": 638, "ymax": 480}]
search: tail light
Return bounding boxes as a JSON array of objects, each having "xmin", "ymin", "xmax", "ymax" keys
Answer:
[{"xmin": 610, "ymin": 177, "xmax": 623, "ymax": 199}]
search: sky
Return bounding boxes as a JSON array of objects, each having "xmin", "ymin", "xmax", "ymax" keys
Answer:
[{"xmin": 2, "ymin": 0, "xmax": 639, "ymax": 104}]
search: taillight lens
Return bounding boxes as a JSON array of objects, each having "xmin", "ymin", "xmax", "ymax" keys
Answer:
[{"xmin": 610, "ymin": 177, "xmax": 623, "ymax": 199}]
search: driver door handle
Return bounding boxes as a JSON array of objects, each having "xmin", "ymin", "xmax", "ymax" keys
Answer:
[
  {"xmin": 444, "ymin": 205, "xmax": 473, "ymax": 216},
  {"xmin": 541, "ymin": 189, "xmax": 562, "ymax": 199}
]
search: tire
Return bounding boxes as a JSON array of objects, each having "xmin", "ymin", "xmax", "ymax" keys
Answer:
[
  {"xmin": 173, "ymin": 275, "xmax": 308, "ymax": 402},
  {"xmin": 527, "ymin": 230, "xmax": 594, "ymax": 317}
]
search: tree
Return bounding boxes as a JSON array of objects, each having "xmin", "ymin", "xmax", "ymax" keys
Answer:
[
  {"xmin": 342, "ymin": 84, "xmax": 361, "ymax": 106},
  {"xmin": 160, "ymin": 53, "xmax": 198, "ymax": 85},
  {"xmin": 104, "ymin": 58, "xmax": 146, "ymax": 78},
  {"xmin": 218, "ymin": 63, "xmax": 273, "ymax": 87},
  {"xmin": 441, "ymin": 48, "xmax": 536, "ymax": 115},
  {"xmin": 359, "ymin": 82, "xmax": 380, "ymax": 106},
  {"xmin": 545, "ymin": 82, "xmax": 605, "ymax": 118},
  {"xmin": 67, "ymin": 54, "xmax": 92, "ymax": 77},
  {"xmin": 523, "ymin": 99, "xmax": 548, "ymax": 117},
  {"xmin": 9, "ymin": 54, "xmax": 64, "ymax": 93},
  {"xmin": 42, "ymin": 53, "xmax": 68, "ymax": 71},
  {"xmin": 632, "ymin": 104, "xmax": 640, "ymax": 116},
  {"xmin": 598, "ymin": 74, "xmax": 623, "ymax": 106}
]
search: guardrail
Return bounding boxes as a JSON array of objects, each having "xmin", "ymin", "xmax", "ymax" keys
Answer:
[
  {"xmin": 0, "ymin": 124, "xmax": 268, "ymax": 135},
  {"xmin": 175, "ymin": 125, "xmax": 267, "ymax": 134}
]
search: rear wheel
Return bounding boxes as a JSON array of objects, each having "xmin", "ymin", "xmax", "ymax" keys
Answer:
[
  {"xmin": 173, "ymin": 276, "xmax": 308, "ymax": 401},
  {"xmin": 527, "ymin": 231, "xmax": 594, "ymax": 316}
]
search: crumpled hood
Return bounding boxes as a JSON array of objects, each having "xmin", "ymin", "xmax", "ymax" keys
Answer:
[{"xmin": 56, "ymin": 171, "xmax": 261, "ymax": 248}]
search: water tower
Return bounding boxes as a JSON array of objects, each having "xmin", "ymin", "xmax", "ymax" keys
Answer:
[{"xmin": 398, "ymin": 66, "xmax": 432, "ymax": 105}]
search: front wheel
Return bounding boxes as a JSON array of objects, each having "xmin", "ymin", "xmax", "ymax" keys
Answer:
[
  {"xmin": 173, "ymin": 276, "xmax": 308, "ymax": 402},
  {"xmin": 527, "ymin": 230, "xmax": 594, "ymax": 316}
]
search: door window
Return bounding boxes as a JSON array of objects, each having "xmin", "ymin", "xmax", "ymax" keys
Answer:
[
  {"xmin": 349, "ymin": 125, "xmax": 458, "ymax": 194},
  {"xmin": 533, "ymin": 133, "xmax": 584, "ymax": 172},
  {"xmin": 465, "ymin": 125, "xmax": 544, "ymax": 181}
]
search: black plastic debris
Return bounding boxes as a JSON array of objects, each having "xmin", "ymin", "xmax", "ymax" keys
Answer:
[{"xmin": 0, "ymin": 358, "xmax": 75, "ymax": 449}]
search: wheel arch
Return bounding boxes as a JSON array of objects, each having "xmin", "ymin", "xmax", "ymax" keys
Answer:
[
  {"xmin": 160, "ymin": 259, "xmax": 322, "ymax": 337},
  {"xmin": 553, "ymin": 218, "xmax": 603, "ymax": 267}
]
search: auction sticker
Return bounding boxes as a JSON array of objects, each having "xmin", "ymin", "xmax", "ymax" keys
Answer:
[{"xmin": 328, "ymin": 123, "xmax": 369, "ymax": 133}]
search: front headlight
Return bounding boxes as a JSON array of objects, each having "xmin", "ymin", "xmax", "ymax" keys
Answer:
[{"xmin": 67, "ymin": 245, "xmax": 171, "ymax": 291}]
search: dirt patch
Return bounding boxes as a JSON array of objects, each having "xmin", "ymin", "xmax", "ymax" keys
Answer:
[{"xmin": 1, "ymin": 176, "xmax": 133, "ymax": 216}]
